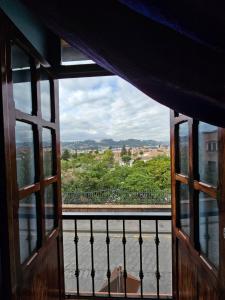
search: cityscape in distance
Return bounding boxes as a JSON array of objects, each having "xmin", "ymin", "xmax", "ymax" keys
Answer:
[
  {"xmin": 61, "ymin": 138, "xmax": 170, "ymax": 163},
  {"xmin": 61, "ymin": 138, "xmax": 169, "ymax": 151}
]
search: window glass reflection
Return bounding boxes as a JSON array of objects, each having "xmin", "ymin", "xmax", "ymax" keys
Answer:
[
  {"xmin": 178, "ymin": 122, "xmax": 189, "ymax": 175},
  {"xmin": 16, "ymin": 121, "xmax": 35, "ymax": 188},
  {"xmin": 42, "ymin": 128, "xmax": 53, "ymax": 177},
  {"xmin": 40, "ymin": 71, "xmax": 51, "ymax": 121},
  {"xmin": 198, "ymin": 122, "xmax": 218, "ymax": 186},
  {"xmin": 61, "ymin": 39, "xmax": 95, "ymax": 65},
  {"xmin": 199, "ymin": 192, "xmax": 219, "ymax": 267},
  {"xmin": 11, "ymin": 44, "xmax": 32, "ymax": 114},
  {"xmin": 179, "ymin": 183, "xmax": 190, "ymax": 236},
  {"xmin": 45, "ymin": 184, "xmax": 55, "ymax": 234},
  {"xmin": 19, "ymin": 194, "xmax": 38, "ymax": 263}
]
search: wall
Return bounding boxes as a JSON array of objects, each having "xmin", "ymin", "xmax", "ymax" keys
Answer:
[{"xmin": 0, "ymin": 0, "xmax": 60, "ymax": 65}]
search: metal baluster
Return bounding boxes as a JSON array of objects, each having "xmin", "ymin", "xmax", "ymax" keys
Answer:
[
  {"xmin": 139, "ymin": 220, "xmax": 144, "ymax": 297},
  {"xmin": 155, "ymin": 219, "xmax": 160, "ymax": 299},
  {"xmin": 106, "ymin": 219, "xmax": 111, "ymax": 296},
  {"xmin": 90, "ymin": 219, "xmax": 95, "ymax": 296},
  {"xmin": 74, "ymin": 219, "xmax": 80, "ymax": 296},
  {"xmin": 122, "ymin": 219, "xmax": 127, "ymax": 296}
]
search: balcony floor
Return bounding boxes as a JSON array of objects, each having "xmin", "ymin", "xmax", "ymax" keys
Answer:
[{"xmin": 63, "ymin": 219, "xmax": 172, "ymax": 295}]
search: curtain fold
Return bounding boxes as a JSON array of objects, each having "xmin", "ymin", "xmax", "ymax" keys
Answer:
[
  {"xmin": 22, "ymin": 0, "xmax": 225, "ymax": 127},
  {"xmin": 119, "ymin": 0, "xmax": 225, "ymax": 52}
]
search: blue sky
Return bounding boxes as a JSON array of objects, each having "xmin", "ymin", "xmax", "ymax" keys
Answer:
[{"xmin": 59, "ymin": 76, "xmax": 169, "ymax": 142}]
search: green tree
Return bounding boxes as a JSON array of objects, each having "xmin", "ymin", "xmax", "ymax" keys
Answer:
[
  {"xmin": 102, "ymin": 149, "xmax": 115, "ymax": 168},
  {"xmin": 62, "ymin": 149, "xmax": 71, "ymax": 161},
  {"xmin": 72, "ymin": 149, "xmax": 78, "ymax": 159},
  {"xmin": 127, "ymin": 148, "xmax": 132, "ymax": 156},
  {"xmin": 121, "ymin": 145, "xmax": 127, "ymax": 156},
  {"xmin": 61, "ymin": 150, "xmax": 171, "ymax": 198},
  {"xmin": 121, "ymin": 154, "xmax": 131, "ymax": 164},
  {"xmin": 100, "ymin": 165, "xmax": 130, "ymax": 189}
]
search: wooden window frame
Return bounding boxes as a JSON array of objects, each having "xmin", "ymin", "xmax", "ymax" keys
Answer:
[
  {"xmin": 8, "ymin": 36, "xmax": 61, "ymax": 268},
  {"xmin": 171, "ymin": 110, "xmax": 220, "ymax": 274}
]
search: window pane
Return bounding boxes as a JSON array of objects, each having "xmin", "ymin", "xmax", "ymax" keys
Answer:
[
  {"xmin": 198, "ymin": 122, "xmax": 218, "ymax": 186},
  {"xmin": 61, "ymin": 39, "xmax": 95, "ymax": 65},
  {"xmin": 178, "ymin": 122, "xmax": 189, "ymax": 175},
  {"xmin": 11, "ymin": 44, "xmax": 32, "ymax": 114},
  {"xmin": 178, "ymin": 183, "xmax": 190, "ymax": 236},
  {"xmin": 19, "ymin": 194, "xmax": 38, "ymax": 263},
  {"xmin": 45, "ymin": 184, "xmax": 55, "ymax": 234},
  {"xmin": 40, "ymin": 72, "xmax": 51, "ymax": 121},
  {"xmin": 42, "ymin": 128, "xmax": 53, "ymax": 177},
  {"xmin": 16, "ymin": 121, "xmax": 35, "ymax": 188},
  {"xmin": 199, "ymin": 192, "xmax": 219, "ymax": 267}
]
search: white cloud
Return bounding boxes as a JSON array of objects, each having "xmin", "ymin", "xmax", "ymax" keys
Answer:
[{"xmin": 59, "ymin": 76, "xmax": 170, "ymax": 142}]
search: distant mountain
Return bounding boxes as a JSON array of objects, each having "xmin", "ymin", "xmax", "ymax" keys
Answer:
[{"xmin": 61, "ymin": 139, "xmax": 169, "ymax": 151}]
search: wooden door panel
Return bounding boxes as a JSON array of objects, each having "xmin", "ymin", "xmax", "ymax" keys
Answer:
[
  {"xmin": 21, "ymin": 236, "xmax": 60, "ymax": 300},
  {"xmin": 0, "ymin": 13, "xmax": 64, "ymax": 300},
  {"xmin": 170, "ymin": 111, "xmax": 223, "ymax": 299},
  {"xmin": 177, "ymin": 239, "xmax": 218, "ymax": 300},
  {"xmin": 198, "ymin": 279, "xmax": 218, "ymax": 300},
  {"xmin": 178, "ymin": 242, "xmax": 197, "ymax": 300},
  {"xmin": 198, "ymin": 267, "xmax": 218, "ymax": 300}
]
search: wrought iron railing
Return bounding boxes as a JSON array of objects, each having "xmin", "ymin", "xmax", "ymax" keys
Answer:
[
  {"xmin": 63, "ymin": 189, "xmax": 171, "ymax": 205},
  {"xmin": 63, "ymin": 212, "xmax": 172, "ymax": 299}
]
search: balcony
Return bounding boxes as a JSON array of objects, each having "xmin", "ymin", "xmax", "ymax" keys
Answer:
[
  {"xmin": 62, "ymin": 211, "xmax": 172, "ymax": 300},
  {"xmin": 63, "ymin": 189, "xmax": 171, "ymax": 206}
]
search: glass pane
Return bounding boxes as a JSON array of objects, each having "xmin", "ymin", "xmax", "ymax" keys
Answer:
[
  {"xmin": 19, "ymin": 194, "xmax": 38, "ymax": 263},
  {"xmin": 199, "ymin": 192, "xmax": 219, "ymax": 267},
  {"xmin": 198, "ymin": 122, "xmax": 218, "ymax": 186},
  {"xmin": 16, "ymin": 121, "xmax": 35, "ymax": 188},
  {"xmin": 178, "ymin": 122, "xmax": 189, "ymax": 175},
  {"xmin": 11, "ymin": 44, "xmax": 32, "ymax": 114},
  {"xmin": 61, "ymin": 39, "xmax": 95, "ymax": 65},
  {"xmin": 42, "ymin": 128, "xmax": 53, "ymax": 177},
  {"xmin": 178, "ymin": 183, "xmax": 190, "ymax": 236},
  {"xmin": 45, "ymin": 184, "xmax": 55, "ymax": 234},
  {"xmin": 40, "ymin": 72, "xmax": 51, "ymax": 121}
]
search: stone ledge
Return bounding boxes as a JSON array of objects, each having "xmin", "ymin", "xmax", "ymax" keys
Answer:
[{"xmin": 62, "ymin": 204, "xmax": 171, "ymax": 212}]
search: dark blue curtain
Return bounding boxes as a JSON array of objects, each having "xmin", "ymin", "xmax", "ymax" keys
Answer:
[
  {"xmin": 119, "ymin": 0, "xmax": 225, "ymax": 52},
  {"xmin": 22, "ymin": 0, "xmax": 225, "ymax": 127}
]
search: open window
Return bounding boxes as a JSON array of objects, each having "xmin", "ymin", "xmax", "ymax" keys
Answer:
[{"xmin": 171, "ymin": 111, "xmax": 220, "ymax": 298}]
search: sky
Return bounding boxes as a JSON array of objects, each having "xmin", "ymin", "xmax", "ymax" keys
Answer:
[{"xmin": 59, "ymin": 76, "xmax": 170, "ymax": 142}]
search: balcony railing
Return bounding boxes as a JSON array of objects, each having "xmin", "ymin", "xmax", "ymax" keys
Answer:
[
  {"xmin": 63, "ymin": 211, "xmax": 172, "ymax": 299},
  {"xmin": 63, "ymin": 189, "xmax": 171, "ymax": 205}
]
